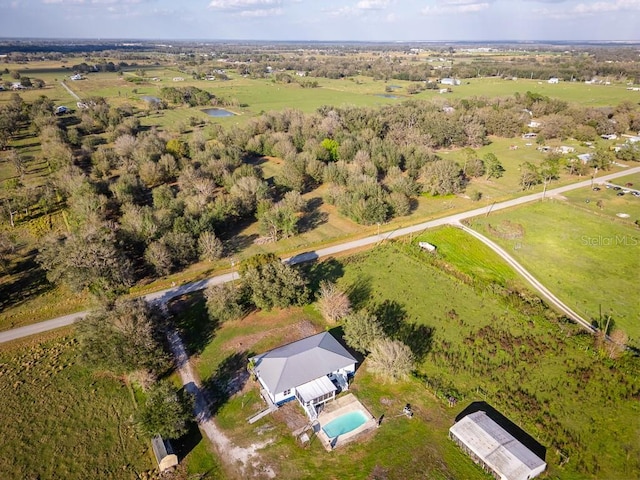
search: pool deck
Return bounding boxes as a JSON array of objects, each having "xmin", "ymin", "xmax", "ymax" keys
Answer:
[{"xmin": 316, "ymin": 393, "xmax": 377, "ymax": 451}]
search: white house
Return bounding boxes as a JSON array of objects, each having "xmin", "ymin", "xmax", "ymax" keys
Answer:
[
  {"xmin": 251, "ymin": 332, "xmax": 357, "ymax": 419},
  {"xmin": 70, "ymin": 73, "xmax": 82, "ymax": 81},
  {"xmin": 548, "ymin": 77, "xmax": 559, "ymax": 84},
  {"xmin": 556, "ymin": 146, "xmax": 575, "ymax": 154},
  {"xmin": 450, "ymin": 411, "xmax": 547, "ymax": 480},
  {"xmin": 441, "ymin": 77, "xmax": 461, "ymax": 86},
  {"xmin": 577, "ymin": 153, "xmax": 594, "ymax": 164}
]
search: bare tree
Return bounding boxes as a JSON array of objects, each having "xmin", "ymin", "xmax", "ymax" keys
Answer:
[
  {"xmin": 367, "ymin": 338, "xmax": 414, "ymax": 382},
  {"xmin": 317, "ymin": 280, "xmax": 351, "ymax": 324},
  {"xmin": 606, "ymin": 329, "xmax": 628, "ymax": 360},
  {"xmin": 198, "ymin": 231, "xmax": 224, "ymax": 261}
]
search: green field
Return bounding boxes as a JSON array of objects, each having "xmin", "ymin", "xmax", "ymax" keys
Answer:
[
  {"xmin": 466, "ymin": 189, "xmax": 640, "ymax": 344},
  {"xmin": 176, "ymin": 241, "xmax": 640, "ymax": 479},
  {"xmin": 0, "ymin": 333, "xmax": 153, "ymax": 479}
]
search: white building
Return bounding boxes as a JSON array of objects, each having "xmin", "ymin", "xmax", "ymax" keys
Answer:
[
  {"xmin": 441, "ymin": 77, "xmax": 461, "ymax": 86},
  {"xmin": 548, "ymin": 77, "xmax": 559, "ymax": 84},
  {"xmin": 251, "ymin": 332, "xmax": 356, "ymax": 419},
  {"xmin": 450, "ymin": 411, "xmax": 547, "ymax": 480}
]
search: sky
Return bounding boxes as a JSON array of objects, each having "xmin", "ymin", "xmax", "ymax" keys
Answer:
[{"xmin": 1, "ymin": 0, "xmax": 639, "ymax": 42}]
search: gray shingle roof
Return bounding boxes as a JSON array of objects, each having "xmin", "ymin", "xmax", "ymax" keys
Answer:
[{"xmin": 252, "ymin": 332, "xmax": 357, "ymax": 395}]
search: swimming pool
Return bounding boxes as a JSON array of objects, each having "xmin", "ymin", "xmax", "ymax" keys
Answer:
[{"xmin": 322, "ymin": 410, "xmax": 368, "ymax": 438}]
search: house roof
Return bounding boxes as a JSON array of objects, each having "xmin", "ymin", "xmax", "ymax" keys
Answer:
[
  {"xmin": 296, "ymin": 375, "xmax": 336, "ymax": 403},
  {"xmin": 252, "ymin": 332, "xmax": 356, "ymax": 395},
  {"xmin": 450, "ymin": 411, "xmax": 546, "ymax": 480}
]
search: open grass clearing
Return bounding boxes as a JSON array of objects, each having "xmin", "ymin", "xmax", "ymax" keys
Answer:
[
  {"xmin": 466, "ymin": 194, "xmax": 640, "ymax": 344},
  {"xmin": 0, "ymin": 332, "xmax": 154, "ymax": 479},
  {"xmin": 176, "ymin": 241, "xmax": 639, "ymax": 479}
]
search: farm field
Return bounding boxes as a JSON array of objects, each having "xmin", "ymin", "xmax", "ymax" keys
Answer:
[
  {"xmin": 173, "ymin": 241, "xmax": 640, "ymax": 479},
  {"xmin": 0, "ymin": 332, "xmax": 153, "ymax": 479},
  {"xmin": 466, "ymin": 186, "xmax": 640, "ymax": 345}
]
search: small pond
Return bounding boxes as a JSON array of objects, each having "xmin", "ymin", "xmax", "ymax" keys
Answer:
[
  {"xmin": 202, "ymin": 108, "xmax": 235, "ymax": 117},
  {"xmin": 375, "ymin": 94, "xmax": 398, "ymax": 99},
  {"xmin": 140, "ymin": 95, "xmax": 161, "ymax": 103}
]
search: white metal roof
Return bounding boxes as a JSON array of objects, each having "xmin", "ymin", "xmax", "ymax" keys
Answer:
[
  {"xmin": 296, "ymin": 375, "xmax": 336, "ymax": 404},
  {"xmin": 252, "ymin": 332, "xmax": 356, "ymax": 395},
  {"xmin": 450, "ymin": 411, "xmax": 546, "ymax": 480}
]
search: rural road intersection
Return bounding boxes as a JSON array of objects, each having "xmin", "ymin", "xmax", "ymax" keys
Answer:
[{"xmin": 1, "ymin": 165, "xmax": 639, "ymax": 344}]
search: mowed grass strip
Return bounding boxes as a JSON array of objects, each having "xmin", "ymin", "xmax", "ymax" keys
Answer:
[
  {"xmin": 0, "ymin": 334, "xmax": 153, "ymax": 479},
  {"xmin": 467, "ymin": 196, "xmax": 640, "ymax": 343}
]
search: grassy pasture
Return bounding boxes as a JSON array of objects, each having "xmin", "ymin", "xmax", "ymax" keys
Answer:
[
  {"xmin": 466, "ymin": 191, "xmax": 640, "ymax": 344},
  {"xmin": 425, "ymin": 76, "xmax": 639, "ymax": 107},
  {"xmin": 0, "ymin": 333, "xmax": 153, "ymax": 479},
  {"xmin": 177, "ymin": 241, "xmax": 640, "ymax": 479}
]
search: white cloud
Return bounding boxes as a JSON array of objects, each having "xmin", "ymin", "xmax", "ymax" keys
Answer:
[
  {"xmin": 421, "ymin": 1, "xmax": 490, "ymax": 15},
  {"xmin": 208, "ymin": 0, "xmax": 280, "ymax": 10},
  {"xmin": 356, "ymin": 0, "xmax": 390, "ymax": 10},
  {"xmin": 238, "ymin": 6, "xmax": 282, "ymax": 16},
  {"xmin": 572, "ymin": 0, "xmax": 640, "ymax": 14}
]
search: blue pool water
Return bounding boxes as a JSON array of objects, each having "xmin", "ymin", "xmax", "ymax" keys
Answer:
[{"xmin": 322, "ymin": 410, "xmax": 368, "ymax": 438}]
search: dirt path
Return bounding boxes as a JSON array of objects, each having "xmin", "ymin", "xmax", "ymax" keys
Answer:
[
  {"xmin": 454, "ymin": 223, "xmax": 593, "ymax": 330},
  {"xmin": 60, "ymin": 81, "xmax": 80, "ymax": 100},
  {"xmin": 166, "ymin": 326, "xmax": 275, "ymax": 478}
]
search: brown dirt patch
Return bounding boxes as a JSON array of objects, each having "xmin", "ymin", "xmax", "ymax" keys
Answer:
[
  {"xmin": 272, "ymin": 401, "xmax": 308, "ymax": 433},
  {"xmin": 222, "ymin": 318, "xmax": 319, "ymax": 354}
]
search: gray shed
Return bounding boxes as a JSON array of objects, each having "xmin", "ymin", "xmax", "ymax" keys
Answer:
[{"xmin": 151, "ymin": 435, "xmax": 178, "ymax": 472}]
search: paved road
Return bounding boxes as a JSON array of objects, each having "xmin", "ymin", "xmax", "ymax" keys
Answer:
[{"xmin": 1, "ymin": 165, "xmax": 638, "ymax": 344}]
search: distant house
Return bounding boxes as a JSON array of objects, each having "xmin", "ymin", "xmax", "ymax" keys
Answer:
[
  {"xmin": 578, "ymin": 153, "xmax": 594, "ymax": 164},
  {"xmin": 450, "ymin": 410, "xmax": 547, "ymax": 480},
  {"xmin": 556, "ymin": 146, "xmax": 575, "ymax": 154},
  {"xmin": 11, "ymin": 82, "xmax": 24, "ymax": 90},
  {"xmin": 527, "ymin": 120, "xmax": 541, "ymax": 129},
  {"xmin": 439, "ymin": 88, "xmax": 451, "ymax": 94},
  {"xmin": 172, "ymin": 77, "xmax": 184, "ymax": 82},
  {"xmin": 441, "ymin": 77, "xmax": 461, "ymax": 86},
  {"xmin": 548, "ymin": 77, "xmax": 559, "ymax": 84},
  {"xmin": 70, "ymin": 73, "xmax": 82, "ymax": 81},
  {"xmin": 251, "ymin": 332, "xmax": 357, "ymax": 419},
  {"xmin": 442, "ymin": 106, "xmax": 455, "ymax": 114},
  {"xmin": 54, "ymin": 106, "xmax": 69, "ymax": 115},
  {"xmin": 522, "ymin": 133, "xmax": 537, "ymax": 139},
  {"xmin": 601, "ymin": 134, "xmax": 618, "ymax": 140}
]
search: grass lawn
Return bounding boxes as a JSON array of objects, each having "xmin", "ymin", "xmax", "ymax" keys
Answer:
[
  {"xmin": 466, "ymin": 190, "xmax": 640, "ymax": 344},
  {"xmin": 0, "ymin": 331, "xmax": 154, "ymax": 479},
  {"xmin": 176, "ymin": 241, "xmax": 640, "ymax": 479}
]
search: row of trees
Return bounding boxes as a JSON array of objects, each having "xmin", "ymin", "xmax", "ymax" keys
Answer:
[{"xmin": 2, "ymin": 85, "xmax": 638, "ymax": 299}]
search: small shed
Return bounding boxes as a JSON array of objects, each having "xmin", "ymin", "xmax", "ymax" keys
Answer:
[
  {"xmin": 151, "ymin": 435, "xmax": 178, "ymax": 472},
  {"xmin": 418, "ymin": 241, "xmax": 437, "ymax": 253}
]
